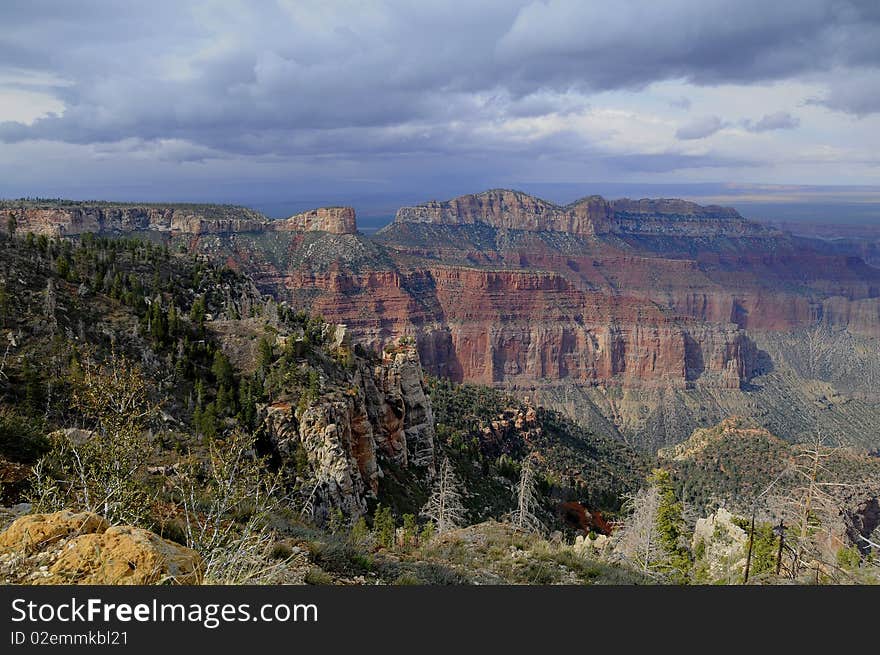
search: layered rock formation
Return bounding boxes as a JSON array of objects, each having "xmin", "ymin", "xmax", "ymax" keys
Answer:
[
  {"xmin": 609, "ymin": 198, "xmax": 775, "ymax": 237},
  {"xmin": 392, "ymin": 189, "xmax": 770, "ymax": 238},
  {"xmin": 394, "ymin": 189, "xmax": 612, "ymax": 236},
  {"xmin": 276, "ymin": 207, "xmax": 357, "ymax": 234},
  {"xmin": 259, "ymin": 338, "xmax": 435, "ymax": 519},
  {"xmin": 11, "ymin": 188, "xmax": 879, "ymax": 450},
  {"xmin": 0, "ymin": 202, "xmax": 358, "ymax": 236}
]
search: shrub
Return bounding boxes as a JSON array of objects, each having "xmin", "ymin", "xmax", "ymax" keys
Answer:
[
  {"xmin": 304, "ymin": 567, "xmax": 333, "ymax": 585},
  {"xmin": 0, "ymin": 411, "xmax": 49, "ymax": 463}
]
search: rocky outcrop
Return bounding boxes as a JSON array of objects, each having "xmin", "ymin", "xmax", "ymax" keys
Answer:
[
  {"xmin": 0, "ymin": 202, "xmax": 357, "ymax": 237},
  {"xmin": 0, "ymin": 509, "xmax": 108, "ymax": 554},
  {"xmin": 277, "ymin": 207, "xmax": 357, "ymax": 234},
  {"xmin": 259, "ymin": 339, "xmax": 435, "ymax": 520},
  {"xmin": 0, "ymin": 510, "xmax": 203, "ymax": 585},
  {"xmin": 0, "ymin": 204, "xmax": 267, "ymax": 236},
  {"xmin": 692, "ymin": 507, "xmax": 748, "ymax": 582},
  {"xmin": 610, "ymin": 198, "xmax": 771, "ymax": 237},
  {"xmin": 265, "ymin": 396, "xmax": 379, "ymax": 518},
  {"xmin": 392, "ymin": 189, "xmax": 768, "ymax": 238},
  {"xmin": 394, "ymin": 189, "xmax": 611, "ymax": 236}
]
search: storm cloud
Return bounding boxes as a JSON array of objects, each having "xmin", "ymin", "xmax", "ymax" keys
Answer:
[{"xmin": 0, "ymin": 1, "xmax": 878, "ymax": 205}]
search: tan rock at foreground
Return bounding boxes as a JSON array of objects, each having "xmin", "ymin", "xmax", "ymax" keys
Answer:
[
  {"xmin": 0, "ymin": 509, "xmax": 109, "ymax": 554},
  {"xmin": 0, "ymin": 510, "xmax": 203, "ymax": 585}
]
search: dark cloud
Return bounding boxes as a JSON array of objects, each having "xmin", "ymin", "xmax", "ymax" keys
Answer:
[
  {"xmin": 744, "ymin": 111, "xmax": 800, "ymax": 132},
  {"xmin": 676, "ymin": 115, "xmax": 726, "ymax": 140},
  {"xmin": 495, "ymin": 0, "xmax": 880, "ymax": 90},
  {"xmin": 0, "ymin": 0, "xmax": 877, "ymax": 196},
  {"xmin": 1, "ymin": 2, "xmax": 878, "ymax": 150}
]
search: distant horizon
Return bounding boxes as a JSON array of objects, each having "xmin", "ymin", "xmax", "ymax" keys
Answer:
[
  {"xmin": 4, "ymin": 181, "xmax": 879, "ymax": 228},
  {"xmin": 2, "ymin": 2, "xmax": 879, "ymax": 227}
]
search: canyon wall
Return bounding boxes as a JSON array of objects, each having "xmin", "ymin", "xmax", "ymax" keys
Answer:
[
  {"xmin": 394, "ymin": 189, "xmax": 613, "ymax": 236},
  {"xmin": 9, "ymin": 189, "xmax": 877, "ymax": 449},
  {"xmin": 0, "ymin": 203, "xmax": 358, "ymax": 237},
  {"xmin": 391, "ymin": 189, "xmax": 771, "ymax": 239}
]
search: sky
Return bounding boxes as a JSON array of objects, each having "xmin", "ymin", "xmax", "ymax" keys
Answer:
[{"xmin": 1, "ymin": 0, "xmax": 879, "ymax": 224}]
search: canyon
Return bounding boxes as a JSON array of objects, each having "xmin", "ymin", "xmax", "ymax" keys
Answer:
[{"xmin": 3, "ymin": 190, "xmax": 879, "ymax": 450}]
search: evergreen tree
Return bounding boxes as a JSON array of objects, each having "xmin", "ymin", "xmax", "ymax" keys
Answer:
[
  {"xmin": 650, "ymin": 469, "xmax": 692, "ymax": 582},
  {"xmin": 256, "ymin": 336, "xmax": 274, "ymax": 373},
  {"xmin": 373, "ymin": 504, "xmax": 396, "ymax": 549},
  {"xmin": 211, "ymin": 350, "xmax": 234, "ymax": 389}
]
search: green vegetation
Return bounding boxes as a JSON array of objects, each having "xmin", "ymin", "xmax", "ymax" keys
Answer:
[{"xmin": 428, "ymin": 377, "xmax": 648, "ymax": 516}]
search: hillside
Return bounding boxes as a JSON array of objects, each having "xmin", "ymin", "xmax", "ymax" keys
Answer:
[
  {"xmin": 3, "ymin": 189, "xmax": 880, "ymax": 455},
  {"xmin": 660, "ymin": 418, "xmax": 880, "ymax": 530}
]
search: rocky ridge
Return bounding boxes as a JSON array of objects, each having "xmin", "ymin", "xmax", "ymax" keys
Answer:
[
  {"xmin": 258, "ymin": 330, "xmax": 436, "ymax": 520},
  {"xmin": 391, "ymin": 188, "xmax": 772, "ymax": 238},
  {"xmin": 276, "ymin": 207, "xmax": 357, "ymax": 234},
  {"xmin": 0, "ymin": 201, "xmax": 358, "ymax": 236}
]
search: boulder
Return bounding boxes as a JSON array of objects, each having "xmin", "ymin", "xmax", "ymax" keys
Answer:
[
  {"xmin": 0, "ymin": 510, "xmax": 203, "ymax": 585},
  {"xmin": 44, "ymin": 525, "xmax": 203, "ymax": 585},
  {"xmin": 0, "ymin": 510, "xmax": 108, "ymax": 554},
  {"xmin": 692, "ymin": 507, "xmax": 748, "ymax": 582}
]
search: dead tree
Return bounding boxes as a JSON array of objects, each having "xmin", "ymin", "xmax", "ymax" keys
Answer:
[
  {"xmin": 780, "ymin": 433, "xmax": 853, "ymax": 581},
  {"xmin": 420, "ymin": 456, "xmax": 467, "ymax": 535},
  {"xmin": 508, "ymin": 454, "xmax": 544, "ymax": 535},
  {"xmin": 614, "ymin": 485, "xmax": 664, "ymax": 575}
]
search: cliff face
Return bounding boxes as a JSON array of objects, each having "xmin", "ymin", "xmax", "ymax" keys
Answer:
[
  {"xmin": 171, "ymin": 189, "xmax": 879, "ymax": 400},
  {"xmin": 609, "ymin": 198, "xmax": 775, "ymax": 237},
  {"xmin": 0, "ymin": 203, "xmax": 357, "ymax": 236},
  {"xmin": 391, "ymin": 189, "xmax": 768, "ymax": 238},
  {"xmin": 277, "ymin": 266, "xmax": 758, "ymax": 390},
  {"xmin": 276, "ymin": 207, "xmax": 357, "ymax": 234},
  {"xmin": 394, "ymin": 189, "xmax": 612, "ymax": 236},
  {"xmin": 258, "ymin": 339, "xmax": 435, "ymax": 519}
]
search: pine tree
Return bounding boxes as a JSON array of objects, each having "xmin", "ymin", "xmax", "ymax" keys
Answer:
[
  {"xmin": 420, "ymin": 456, "xmax": 467, "ymax": 535},
  {"xmin": 614, "ymin": 469, "xmax": 692, "ymax": 581},
  {"xmin": 650, "ymin": 468, "xmax": 692, "ymax": 582},
  {"xmin": 212, "ymin": 350, "xmax": 234, "ymax": 389},
  {"xmin": 373, "ymin": 504, "xmax": 396, "ymax": 549},
  {"xmin": 167, "ymin": 303, "xmax": 179, "ymax": 337},
  {"xmin": 190, "ymin": 295, "xmax": 206, "ymax": 327},
  {"xmin": 402, "ymin": 513, "xmax": 419, "ymax": 548},
  {"xmin": 256, "ymin": 336, "xmax": 274, "ymax": 373}
]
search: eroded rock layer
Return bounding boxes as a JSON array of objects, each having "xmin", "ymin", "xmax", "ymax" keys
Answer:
[
  {"xmin": 259, "ymin": 339, "xmax": 435, "ymax": 519},
  {"xmin": 0, "ymin": 202, "xmax": 358, "ymax": 236},
  {"xmin": 9, "ymin": 190, "xmax": 879, "ymax": 449}
]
